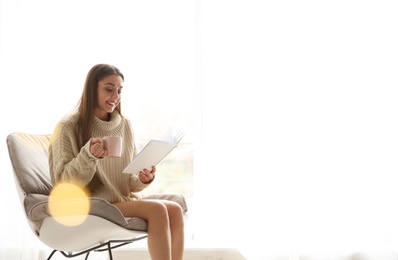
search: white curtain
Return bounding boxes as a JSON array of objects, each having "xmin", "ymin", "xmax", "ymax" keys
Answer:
[
  {"xmin": 1, "ymin": 0, "xmax": 398, "ymax": 259},
  {"xmin": 193, "ymin": 0, "xmax": 398, "ymax": 259}
]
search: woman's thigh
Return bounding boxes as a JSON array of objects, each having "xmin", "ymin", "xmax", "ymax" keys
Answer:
[{"xmin": 113, "ymin": 199, "xmax": 168, "ymax": 220}]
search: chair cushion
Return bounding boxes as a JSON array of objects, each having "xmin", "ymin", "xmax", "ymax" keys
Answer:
[
  {"xmin": 26, "ymin": 194, "xmax": 148, "ymax": 233},
  {"xmin": 7, "ymin": 133, "xmax": 53, "ymax": 195},
  {"xmin": 26, "ymin": 193, "xmax": 188, "ymax": 233}
]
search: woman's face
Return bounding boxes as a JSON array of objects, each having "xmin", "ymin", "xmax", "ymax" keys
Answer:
[{"xmin": 95, "ymin": 74, "xmax": 123, "ymax": 121}]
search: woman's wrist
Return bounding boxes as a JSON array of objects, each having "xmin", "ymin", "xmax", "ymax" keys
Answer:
[{"xmin": 141, "ymin": 175, "xmax": 155, "ymax": 184}]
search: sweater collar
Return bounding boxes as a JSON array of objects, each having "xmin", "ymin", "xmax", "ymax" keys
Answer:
[{"xmin": 93, "ymin": 110, "xmax": 122, "ymax": 131}]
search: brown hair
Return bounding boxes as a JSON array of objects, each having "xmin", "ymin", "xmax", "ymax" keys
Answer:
[
  {"xmin": 75, "ymin": 64, "xmax": 124, "ymax": 191},
  {"xmin": 76, "ymin": 64, "xmax": 124, "ymax": 147}
]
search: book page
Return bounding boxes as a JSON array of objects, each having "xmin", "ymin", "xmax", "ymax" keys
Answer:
[
  {"xmin": 159, "ymin": 126, "xmax": 185, "ymax": 145},
  {"xmin": 123, "ymin": 140, "xmax": 176, "ymax": 174},
  {"xmin": 123, "ymin": 127, "xmax": 184, "ymax": 174}
]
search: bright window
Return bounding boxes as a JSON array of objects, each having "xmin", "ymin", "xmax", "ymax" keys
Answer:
[{"xmin": 0, "ymin": 0, "xmax": 196, "ymax": 252}]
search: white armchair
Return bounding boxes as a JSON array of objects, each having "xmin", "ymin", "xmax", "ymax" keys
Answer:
[{"xmin": 6, "ymin": 132, "xmax": 188, "ymax": 260}]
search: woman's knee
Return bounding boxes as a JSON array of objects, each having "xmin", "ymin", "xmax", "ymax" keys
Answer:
[
  {"xmin": 135, "ymin": 200, "xmax": 168, "ymax": 225},
  {"xmin": 165, "ymin": 201, "xmax": 184, "ymax": 226},
  {"xmin": 167, "ymin": 201, "xmax": 184, "ymax": 216},
  {"xmin": 150, "ymin": 201, "xmax": 169, "ymax": 216}
]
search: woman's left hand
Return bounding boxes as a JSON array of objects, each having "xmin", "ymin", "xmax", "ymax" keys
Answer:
[{"xmin": 139, "ymin": 166, "xmax": 156, "ymax": 184}]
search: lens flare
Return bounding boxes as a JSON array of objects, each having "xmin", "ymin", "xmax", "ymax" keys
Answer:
[{"xmin": 48, "ymin": 182, "xmax": 90, "ymax": 226}]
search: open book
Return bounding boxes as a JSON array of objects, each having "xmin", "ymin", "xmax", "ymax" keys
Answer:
[{"xmin": 123, "ymin": 127, "xmax": 185, "ymax": 174}]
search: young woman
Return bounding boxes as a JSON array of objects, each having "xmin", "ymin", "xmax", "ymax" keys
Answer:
[{"xmin": 49, "ymin": 63, "xmax": 184, "ymax": 260}]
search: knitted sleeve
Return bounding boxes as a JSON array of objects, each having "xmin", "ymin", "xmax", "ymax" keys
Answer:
[{"xmin": 49, "ymin": 118, "xmax": 98, "ymax": 187}]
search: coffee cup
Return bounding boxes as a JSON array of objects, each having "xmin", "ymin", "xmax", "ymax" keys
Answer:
[{"xmin": 102, "ymin": 136, "xmax": 122, "ymax": 157}]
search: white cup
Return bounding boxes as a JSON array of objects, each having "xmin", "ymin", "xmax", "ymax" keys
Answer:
[{"xmin": 102, "ymin": 136, "xmax": 123, "ymax": 157}]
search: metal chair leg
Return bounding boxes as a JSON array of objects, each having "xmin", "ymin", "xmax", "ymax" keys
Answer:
[
  {"xmin": 108, "ymin": 242, "xmax": 113, "ymax": 260},
  {"xmin": 47, "ymin": 250, "xmax": 57, "ymax": 260}
]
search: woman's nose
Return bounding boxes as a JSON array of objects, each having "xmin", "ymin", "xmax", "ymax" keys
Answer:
[{"xmin": 112, "ymin": 91, "xmax": 120, "ymax": 99}]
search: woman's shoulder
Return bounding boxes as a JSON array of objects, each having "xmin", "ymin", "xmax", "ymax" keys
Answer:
[
  {"xmin": 54, "ymin": 112, "xmax": 79, "ymax": 134},
  {"xmin": 120, "ymin": 115, "xmax": 133, "ymax": 130},
  {"xmin": 120, "ymin": 114, "xmax": 131, "ymax": 123},
  {"xmin": 60, "ymin": 112, "xmax": 79, "ymax": 125}
]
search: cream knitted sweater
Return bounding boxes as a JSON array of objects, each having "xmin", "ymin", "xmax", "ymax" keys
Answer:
[{"xmin": 49, "ymin": 110, "xmax": 150, "ymax": 203}]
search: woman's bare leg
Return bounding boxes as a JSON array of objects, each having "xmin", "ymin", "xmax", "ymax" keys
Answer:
[
  {"xmin": 159, "ymin": 200, "xmax": 185, "ymax": 260},
  {"xmin": 114, "ymin": 200, "xmax": 172, "ymax": 260}
]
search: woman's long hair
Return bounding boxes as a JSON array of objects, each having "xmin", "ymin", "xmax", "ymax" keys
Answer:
[
  {"xmin": 76, "ymin": 64, "xmax": 124, "ymax": 147},
  {"xmin": 75, "ymin": 64, "xmax": 124, "ymax": 190}
]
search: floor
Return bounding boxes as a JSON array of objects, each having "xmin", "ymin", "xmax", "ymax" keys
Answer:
[{"xmin": 111, "ymin": 248, "xmax": 247, "ymax": 260}]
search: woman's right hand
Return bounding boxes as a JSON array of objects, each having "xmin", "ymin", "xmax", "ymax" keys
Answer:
[{"xmin": 90, "ymin": 138, "xmax": 108, "ymax": 158}]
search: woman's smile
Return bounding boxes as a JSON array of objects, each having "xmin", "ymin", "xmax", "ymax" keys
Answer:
[{"xmin": 106, "ymin": 100, "xmax": 117, "ymax": 108}]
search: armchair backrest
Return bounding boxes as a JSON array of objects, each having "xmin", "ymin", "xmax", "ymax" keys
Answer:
[
  {"xmin": 7, "ymin": 133, "xmax": 53, "ymax": 197},
  {"xmin": 6, "ymin": 133, "xmax": 53, "ymax": 234}
]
